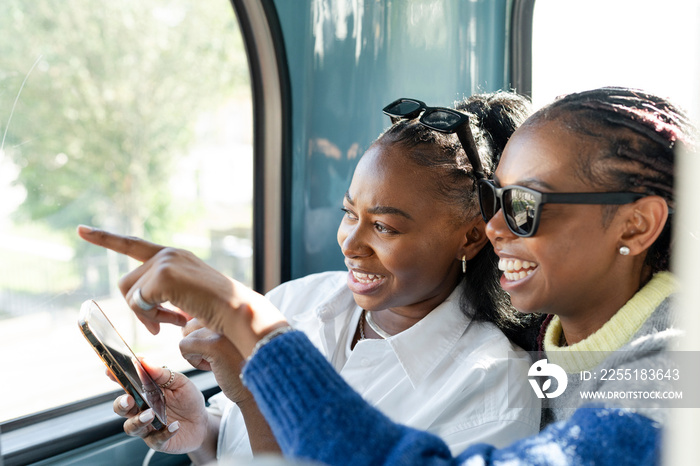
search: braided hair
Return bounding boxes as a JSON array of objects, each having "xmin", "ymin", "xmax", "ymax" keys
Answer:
[
  {"xmin": 526, "ymin": 87, "xmax": 696, "ymax": 274},
  {"xmin": 374, "ymin": 91, "xmax": 532, "ymax": 331}
]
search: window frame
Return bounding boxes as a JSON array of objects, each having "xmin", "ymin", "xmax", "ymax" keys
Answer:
[
  {"xmin": 1, "ymin": 371, "xmax": 217, "ymax": 465},
  {"xmin": 509, "ymin": 0, "xmax": 536, "ymax": 98},
  {"xmin": 232, "ymin": 0, "xmax": 293, "ymax": 294}
]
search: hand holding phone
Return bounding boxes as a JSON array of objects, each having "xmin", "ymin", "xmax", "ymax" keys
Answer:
[{"xmin": 78, "ymin": 300, "xmax": 167, "ymax": 430}]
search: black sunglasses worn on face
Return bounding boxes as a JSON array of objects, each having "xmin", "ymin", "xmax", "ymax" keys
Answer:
[
  {"xmin": 477, "ymin": 179, "xmax": 646, "ymax": 238},
  {"xmin": 382, "ymin": 98, "xmax": 486, "ymax": 180}
]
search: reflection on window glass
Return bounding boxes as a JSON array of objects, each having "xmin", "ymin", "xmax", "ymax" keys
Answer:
[
  {"xmin": 532, "ymin": 0, "xmax": 700, "ymax": 113},
  {"xmin": 0, "ymin": 0, "xmax": 252, "ymax": 422}
]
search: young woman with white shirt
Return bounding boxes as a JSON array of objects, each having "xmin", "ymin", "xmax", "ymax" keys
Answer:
[{"xmin": 78, "ymin": 91, "xmax": 542, "ymax": 463}]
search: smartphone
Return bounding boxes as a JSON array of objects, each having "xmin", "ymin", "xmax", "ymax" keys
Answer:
[{"xmin": 78, "ymin": 299, "xmax": 166, "ymax": 429}]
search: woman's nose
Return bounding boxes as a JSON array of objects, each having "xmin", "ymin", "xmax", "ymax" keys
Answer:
[
  {"xmin": 338, "ymin": 223, "xmax": 371, "ymax": 258},
  {"xmin": 485, "ymin": 208, "xmax": 516, "ymax": 244}
]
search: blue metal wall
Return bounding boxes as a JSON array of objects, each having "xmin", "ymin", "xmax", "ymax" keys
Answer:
[{"xmin": 272, "ymin": 0, "xmax": 511, "ymax": 278}]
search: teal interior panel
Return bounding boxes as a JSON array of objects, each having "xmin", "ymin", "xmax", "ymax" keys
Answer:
[
  {"xmin": 272, "ymin": 0, "xmax": 510, "ymax": 278},
  {"xmin": 29, "ymin": 434, "xmax": 189, "ymax": 466}
]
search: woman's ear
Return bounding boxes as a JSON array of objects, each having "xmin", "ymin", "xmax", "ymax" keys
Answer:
[
  {"xmin": 619, "ymin": 195, "xmax": 669, "ymax": 255},
  {"xmin": 459, "ymin": 219, "xmax": 490, "ymax": 261}
]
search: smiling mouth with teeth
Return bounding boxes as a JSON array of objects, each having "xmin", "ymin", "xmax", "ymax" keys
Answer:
[
  {"xmin": 498, "ymin": 258, "xmax": 538, "ymax": 280},
  {"xmin": 352, "ymin": 270, "xmax": 386, "ymax": 284}
]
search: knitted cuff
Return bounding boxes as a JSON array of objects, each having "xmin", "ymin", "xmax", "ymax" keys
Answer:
[{"xmin": 241, "ymin": 330, "xmax": 355, "ymax": 438}]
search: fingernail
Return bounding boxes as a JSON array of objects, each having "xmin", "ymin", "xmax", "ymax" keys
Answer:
[
  {"xmin": 138, "ymin": 409, "xmax": 154, "ymax": 423},
  {"xmin": 167, "ymin": 421, "xmax": 180, "ymax": 433},
  {"xmin": 119, "ymin": 396, "xmax": 129, "ymax": 409},
  {"xmin": 78, "ymin": 224, "xmax": 95, "ymax": 233}
]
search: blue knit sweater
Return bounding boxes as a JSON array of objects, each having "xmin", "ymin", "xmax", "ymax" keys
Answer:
[{"xmin": 242, "ymin": 331, "xmax": 660, "ymax": 465}]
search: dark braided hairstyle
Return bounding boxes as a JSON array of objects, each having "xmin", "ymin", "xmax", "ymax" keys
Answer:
[
  {"xmin": 456, "ymin": 91, "xmax": 532, "ymax": 167},
  {"xmin": 526, "ymin": 87, "xmax": 697, "ymax": 275},
  {"xmin": 373, "ymin": 91, "xmax": 532, "ymax": 332}
]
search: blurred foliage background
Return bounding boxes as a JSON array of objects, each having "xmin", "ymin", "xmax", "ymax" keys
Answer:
[
  {"xmin": 0, "ymin": 0, "xmax": 248, "ymax": 239},
  {"xmin": 0, "ymin": 0, "xmax": 254, "ymax": 421}
]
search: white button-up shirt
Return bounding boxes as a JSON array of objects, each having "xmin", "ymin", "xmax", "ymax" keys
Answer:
[{"xmin": 214, "ymin": 271, "xmax": 540, "ymax": 460}]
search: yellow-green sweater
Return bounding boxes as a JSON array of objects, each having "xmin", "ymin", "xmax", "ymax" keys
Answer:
[{"xmin": 540, "ymin": 272, "xmax": 681, "ymax": 427}]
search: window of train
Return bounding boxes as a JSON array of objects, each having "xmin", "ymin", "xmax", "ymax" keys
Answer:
[
  {"xmin": 0, "ymin": 1, "xmax": 252, "ymax": 422},
  {"xmin": 532, "ymin": 0, "xmax": 700, "ymax": 114}
]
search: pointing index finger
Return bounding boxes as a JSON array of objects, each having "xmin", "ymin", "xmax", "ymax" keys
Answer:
[{"xmin": 77, "ymin": 225, "xmax": 165, "ymax": 263}]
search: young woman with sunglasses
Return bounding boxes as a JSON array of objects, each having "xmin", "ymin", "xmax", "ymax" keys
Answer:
[
  {"xmin": 476, "ymin": 87, "xmax": 691, "ymax": 436},
  {"xmin": 78, "ymin": 92, "xmax": 542, "ymax": 463}
]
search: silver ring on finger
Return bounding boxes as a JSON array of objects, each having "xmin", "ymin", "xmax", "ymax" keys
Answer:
[
  {"xmin": 159, "ymin": 366, "xmax": 175, "ymax": 389},
  {"xmin": 133, "ymin": 288, "xmax": 155, "ymax": 311}
]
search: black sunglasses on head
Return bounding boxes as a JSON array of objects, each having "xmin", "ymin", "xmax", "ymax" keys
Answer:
[
  {"xmin": 382, "ymin": 98, "xmax": 485, "ymax": 180},
  {"xmin": 477, "ymin": 179, "xmax": 646, "ymax": 237}
]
